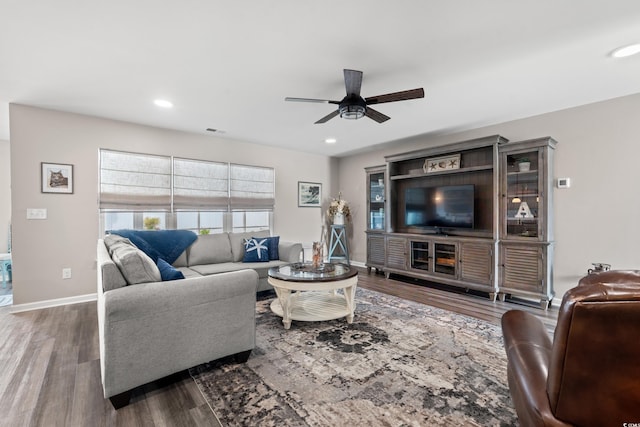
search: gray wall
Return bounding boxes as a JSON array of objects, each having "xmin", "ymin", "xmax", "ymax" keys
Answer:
[
  {"xmin": 9, "ymin": 104, "xmax": 337, "ymax": 305},
  {"xmin": 0, "ymin": 139, "xmax": 10, "ymax": 250},
  {"xmin": 9, "ymin": 93, "xmax": 640, "ymax": 307},
  {"xmin": 337, "ymin": 92, "xmax": 640, "ymax": 300}
]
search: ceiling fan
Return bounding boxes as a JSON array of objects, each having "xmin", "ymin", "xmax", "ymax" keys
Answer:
[{"xmin": 285, "ymin": 69, "xmax": 425, "ymax": 124}]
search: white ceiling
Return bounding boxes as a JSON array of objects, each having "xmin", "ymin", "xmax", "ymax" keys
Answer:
[{"xmin": 1, "ymin": 1, "xmax": 640, "ymax": 157}]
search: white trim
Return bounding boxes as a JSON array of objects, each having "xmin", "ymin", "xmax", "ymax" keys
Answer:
[
  {"xmin": 350, "ymin": 260, "xmax": 366, "ymax": 268},
  {"xmin": 10, "ymin": 293, "xmax": 97, "ymax": 314}
]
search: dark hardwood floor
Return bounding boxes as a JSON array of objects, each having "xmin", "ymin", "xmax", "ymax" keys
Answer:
[
  {"xmin": 358, "ymin": 268, "xmax": 558, "ymax": 333},
  {"xmin": 0, "ymin": 267, "xmax": 557, "ymax": 426}
]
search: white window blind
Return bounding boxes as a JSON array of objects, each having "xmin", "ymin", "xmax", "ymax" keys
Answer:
[
  {"xmin": 99, "ymin": 150, "xmax": 275, "ymax": 213},
  {"xmin": 229, "ymin": 164, "xmax": 275, "ymax": 209},
  {"xmin": 99, "ymin": 150, "xmax": 171, "ymax": 211},
  {"xmin": 173, "ymin": 158, "xmax": 229, "ymax": 210}
]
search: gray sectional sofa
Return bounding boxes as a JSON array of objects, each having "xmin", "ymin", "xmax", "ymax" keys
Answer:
[
  {"xmin": 171, "ymin": 230, "xmax": 303, "ymax": 292},
  {"xmin": 97, "ymin": 231, "xmax": 302, "ymax": 408}
]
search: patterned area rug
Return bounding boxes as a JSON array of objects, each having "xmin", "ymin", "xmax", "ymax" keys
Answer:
[{"xmin": 190, "ymin": 288, "xmax": 516, "ymax": 426}]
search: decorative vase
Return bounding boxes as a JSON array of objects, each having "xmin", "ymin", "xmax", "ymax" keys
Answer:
[
  {"xmin": 312, "ymin": 241, "xmax": 323, "ymax": 268},
  {"xmin": 333, "ymin": 212, "xmax": 344, "ymax": 225},
  {"xmin": 518, "ymin": 162, "xmax": 531, "ymax": 172}
]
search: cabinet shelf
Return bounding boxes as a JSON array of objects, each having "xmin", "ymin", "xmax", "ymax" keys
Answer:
[
  {"xmin": 436, "ymin": 258, "xmax": 456, "ymax": 267},
  {"xmin": 390, "ymin": 164, "xmax": 493, "ymax": 181},
  {"xmin": 507, "ymin": 169, "xmax": 538, "ymax": 176},
  {"xmin": 506, "ymin": 192, "xmax": 538, "ymax": 198}
]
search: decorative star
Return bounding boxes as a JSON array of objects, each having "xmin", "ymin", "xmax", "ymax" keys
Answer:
[
  {"xmin": 429, "ymin": 162, "xmax": 437, "ymax": 170},
  {"xmin": 246, "ymin": 238, "xmax": 269, "ymax": 259},
  {"xmin": 448, "ymin": 159, "xmax": 458, "ymax": 168}
]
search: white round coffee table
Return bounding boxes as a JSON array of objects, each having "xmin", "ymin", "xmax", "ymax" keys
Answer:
[{"xmin": 268, "ymin": 262, "xmax": 358, "ymax": 330}]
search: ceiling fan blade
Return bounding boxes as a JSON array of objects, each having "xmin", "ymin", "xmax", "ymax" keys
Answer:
[
  {"xmin": 285, "ymin": 97, "xmax": 335, "ymax": 104},
  {"xmin": 343, "ymin": 69, "xmax": 363, "ymax": 97},
  {"xmin": 315, "ymin": 110, "xmax": 340, "ymax": 124},
  {"xmin": 365, "ymin": 107, "xmax": 391, "ymax": 123},
  {"xmin": 365, "ymin": 88, "xmax": 424, "ymax": 105}
]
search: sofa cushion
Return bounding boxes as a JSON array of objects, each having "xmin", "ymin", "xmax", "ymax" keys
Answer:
[
  {"xmin": 172, "ymin": 250, "xmax": 188, "ymax": 267},
  {"xmin": 189, "ymin": 260, "xmax": 286, "ymax": 278},
  {"xmin": 189, "ymin": 262, "xmax": 250, "ymax": 276},
  {"xmin": 111, "ymin": 243, "xmax": 162, "ymax": 285},
  {"xmin": 104, "ymin": 234, "xmax": 134, "ymax": 254},
  {"xmin": 100, "ymin": 255, "xmax": 128, "ymax": 291},
  {"xmin": 157, "ymin": 258, "xmax": 185, "ymax": 281},
  {"xmin": 257, "ymin": 235, "xmax": 280, "ymax": 260},
  {"xmin": 243, "ymin": 238, "xmax": 270, "ymax": 262},
  {"xmin": 176, "ymin": 266, "xmax": 202, "ymax": 279},
  {"xmin": 241, "ymin": 260, "xmax": 287, "ymax": 278},
  {"xmin": 229, "ymin": 230, "xmax": 269, "ymax": 262},
  {"xmin": 188, "ymin": 233, "xmax": 233, "ymax": 266}
]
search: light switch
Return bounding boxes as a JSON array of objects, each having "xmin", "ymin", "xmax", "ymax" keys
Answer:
[{"xmin": 26, "ymin": 208, "xmax": 47, "ymax": 219}]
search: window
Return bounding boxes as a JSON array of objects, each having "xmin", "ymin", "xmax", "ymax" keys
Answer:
[
  {"xmin": 176, "ymin": 211, "xmax": 225, "ymax": 234},
  {"xmin": 99, "ymin": 150, "xmax": 275, "ymax": 235},
  {"xmin": 232, "ymin": 211, "xmax": 271, "ymax": 233}
]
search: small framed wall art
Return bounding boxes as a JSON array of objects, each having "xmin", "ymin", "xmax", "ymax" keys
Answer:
[
  {"xmin": 41, "ymin": 162, "xmax": 74, "ymax": 194},
  {"xmin": 423, "ymin": 154, "xmax": 460, "ymax": 173},
  {"xmin": 298, "ymin": 181, "xmax": 322, "ymax": 207}
]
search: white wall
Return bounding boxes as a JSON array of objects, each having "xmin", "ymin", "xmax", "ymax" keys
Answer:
[
  {"xmin": 0, "ymin": 139, "xmax": 10, "ymax": 251},
  {"xmin": 338, "ymin": 92, "xmax": 640, "ymax": 300},
  {"xmin": 9, "ymin": 104, "xmax": 336, "ymax": 305}
]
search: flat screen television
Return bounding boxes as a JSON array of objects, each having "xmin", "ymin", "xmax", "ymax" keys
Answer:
[{"xmin": 405, "ymin": 184, "xmax": 474, "ymax": 229}]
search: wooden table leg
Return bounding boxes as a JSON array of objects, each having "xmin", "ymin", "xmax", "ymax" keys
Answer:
[
  {"xmin": 274, "ymin": 287, "xmax": 293, "ymax": 329},
  {"xmin": 343, "ymin": 284, "xmax": 357, "ymax": 323}
]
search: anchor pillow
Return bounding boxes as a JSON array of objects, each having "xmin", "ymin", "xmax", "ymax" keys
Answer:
[{"xmin": 242, "ymin": 238, "xmax": 270, "ymax": 262}]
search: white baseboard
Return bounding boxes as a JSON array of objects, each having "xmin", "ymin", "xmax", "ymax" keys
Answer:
[{"xmin": 11, "ymin": 293, "xmax": 97, "ymax": 314}]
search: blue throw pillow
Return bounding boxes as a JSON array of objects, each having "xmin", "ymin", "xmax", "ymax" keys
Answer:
[
  {"xmin": 157, "ymin": 258, "xmax": 185, "ymax": 281},
  {"xmin": 255, "ymin": 235, "xmax": 279, "ymax": 260},
  {"xmin": 243, "ymin": 238, "xmax": 270, "ymax": 262}
]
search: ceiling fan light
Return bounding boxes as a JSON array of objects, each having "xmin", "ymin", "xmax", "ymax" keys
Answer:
[
  {"xmin": 611, "ymin": 43, "xmax": 640, "ymax": 58},
  {"xmin": 339, "ymin": 104, "xmax": 366, "ymax": 120}
]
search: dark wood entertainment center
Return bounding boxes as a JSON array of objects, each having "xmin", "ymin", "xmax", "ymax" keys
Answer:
[{"xmin": 365, "ymin": 134, "xmax": 556, "ymax": 309}]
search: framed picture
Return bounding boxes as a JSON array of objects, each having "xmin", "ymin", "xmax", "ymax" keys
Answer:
[
  {"xmin": 423, "ymin": 154, "xmax": 460, "ymax": 173},
  {"xmin": 41, "ymin": 162, "xmax": 74, "ymax": 194},
  {"xmin": 298, "ymin": 181, "xmax": 322, "ymax": 207}
]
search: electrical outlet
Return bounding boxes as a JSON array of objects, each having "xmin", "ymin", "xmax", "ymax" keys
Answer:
[{"xmin": 62, "ymin": 268, "xmax": 72, "ymax": 279}]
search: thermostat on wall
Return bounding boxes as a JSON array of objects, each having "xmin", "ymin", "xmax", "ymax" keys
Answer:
[{"xmin": 557, "ymin": 177, "xmax": 571, "ymax": 188}]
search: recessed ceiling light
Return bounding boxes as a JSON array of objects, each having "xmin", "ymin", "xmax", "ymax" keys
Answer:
[
  {"xmin": 325, "ymin": 138, "xmax": 337, "ymax": 144},
  {"xmin": 154, "ymin": 99, "xmax": 173, "ymax": 108},
  {"xmin": 611, "ymin": 43, "xmax": 640, "ymax": 58}
]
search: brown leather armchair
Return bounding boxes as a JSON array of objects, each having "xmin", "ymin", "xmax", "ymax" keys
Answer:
[{"xmin": 501, "ymin": 270, "xmax": 640, "ymax": 427}]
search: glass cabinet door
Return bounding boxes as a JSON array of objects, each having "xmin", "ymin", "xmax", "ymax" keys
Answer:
[
  {"xmin": 505, "ymin": 150, "xmax": 540, "ymax": 238},
  {"xmin": 411, "ymin": 241, "xmax": 430, "ymax": 271},
  {"xmin": 434, "ymin": 243, "xmax": 457, "ymax": 276},
  {"xmin": 368, "ymin": 171, "xmax": 385, "ymax": 230}
]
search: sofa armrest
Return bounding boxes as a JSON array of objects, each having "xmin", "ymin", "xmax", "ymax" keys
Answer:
[
  {"xmin": 501, "ymin": 310, "xmax": 570, "ymax": 427},
  {"xmin": 99, "ymin": 269, "xmax": 258, "ymax": 398},
  {"xmin": 278, "ymin": 241, "xmax": 303, "ymax": 263}
]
